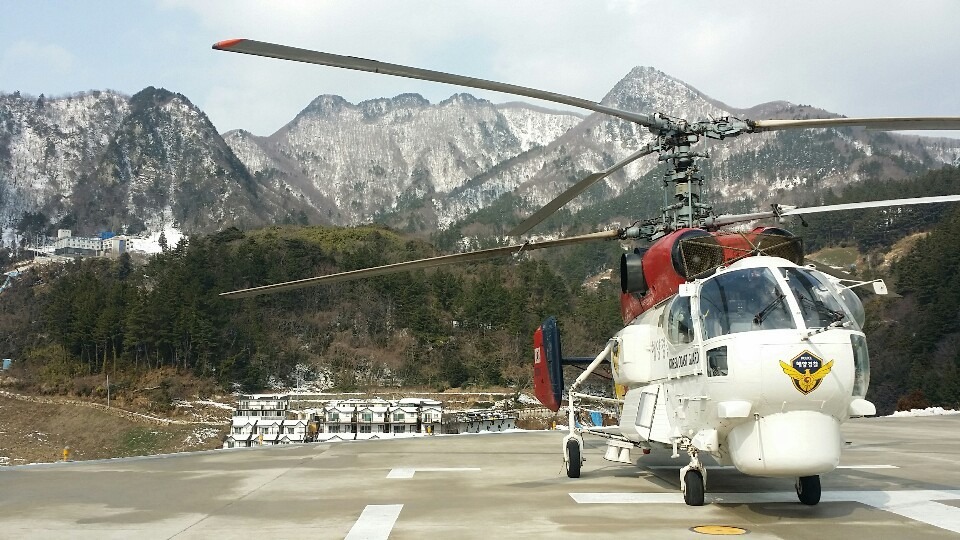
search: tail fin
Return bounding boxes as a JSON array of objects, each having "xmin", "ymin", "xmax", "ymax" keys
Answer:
[{"xmin": 533, "ymin": 316, "xmax": 564, "ymax": 412}]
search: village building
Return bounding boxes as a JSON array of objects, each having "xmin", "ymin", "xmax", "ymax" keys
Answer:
[
  {"xmin": 222, "ymin": 395, "xmax": 453, "ymax": 448},
  {"xmin": 51, "ymin": 230, "xmax": 129, "ymax": 258},
  {"xmin": 443, "ymin": 410, "xmax": 518, "ymax": 434}
]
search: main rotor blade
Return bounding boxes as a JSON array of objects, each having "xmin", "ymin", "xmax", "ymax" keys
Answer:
[
  {"xmin": 751, "ymin": 117, "xmax": 960, "ymax": 132},
  {"xmin": 711, "ymin": 194, "xmax": 960, "ymax": 227},
  {"xmin": 507, "ymin": 143, "xmax": 658, "ymax": 237},
  {"xmin": 220, "ymin": 229, "xmax": 620, "ymax": 299},
  {"xmin": 213, "ymin": 39, "xmax": 654, "ymax": 126},
  {"xmin": 782, "ymin": 194, "xmax": 960, "ymax": 215}
]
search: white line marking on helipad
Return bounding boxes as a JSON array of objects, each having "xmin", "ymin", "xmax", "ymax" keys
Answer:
[
  {"xmin": 573, "ymin": 492, "xmax": 685, "ymax": 504},
  {"xmin": 644, "ymin": 464, "xmax": 898, "ymax": 470},
  {"xmin": 386, "ymin": 467, "xmax": 481, "ymax": 478},
  {"xmin": 345, "ymin": 504, "xmax": 403, "ymax": 540},
  {"xmin": 571, "ymin": 490, "xmax": 960, "ymax": 534}
]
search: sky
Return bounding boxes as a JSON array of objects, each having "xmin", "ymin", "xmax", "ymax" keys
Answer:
[{"xmin": 1, "ymin": 1, "xmax": 959, "ymax": 138}]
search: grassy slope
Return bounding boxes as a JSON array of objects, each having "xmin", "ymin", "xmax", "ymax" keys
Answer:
[{"xmin": 0, "ymin": 394, "xmax": 228, "ymax": 465}]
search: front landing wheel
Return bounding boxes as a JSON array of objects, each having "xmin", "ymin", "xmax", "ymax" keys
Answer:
[
  {"xmin": 683, "ymin": 469, "xmax": 705, "ymax": 506},
  {"xmin": 565, "ymin": 438, "xmax": 582, "ymax": 478},
  {"xmin": 796, "ymin": 475, "xmax": 821, "ymax": 505}
]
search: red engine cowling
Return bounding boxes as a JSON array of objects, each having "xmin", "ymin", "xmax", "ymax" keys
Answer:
[{"xmin": 619, "ymin": 228, "xmax": 724, "ymax": 324}]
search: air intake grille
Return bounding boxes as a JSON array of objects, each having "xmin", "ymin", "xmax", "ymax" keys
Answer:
[
  {"xmin": 677, "ymin": 235, "xmax": 725, "ymax": 279},
  {"xmin": 754, "ymin": 233, "xmax": 804, "ymax": 264}
]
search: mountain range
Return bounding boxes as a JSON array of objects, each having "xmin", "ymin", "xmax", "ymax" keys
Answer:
[{"xmin": 2, "ymin": 67, "xmax": 959, "ymax": 238}]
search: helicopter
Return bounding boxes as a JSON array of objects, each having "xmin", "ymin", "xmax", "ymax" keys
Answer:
[{"xmin": 212, "ymin": 38, "xmax": 960, "ymax": 507}]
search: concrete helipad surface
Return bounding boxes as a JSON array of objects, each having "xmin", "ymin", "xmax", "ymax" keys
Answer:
[{"xmin": 2, "ymin": 415, "xmax": 960, "ymax": 539}]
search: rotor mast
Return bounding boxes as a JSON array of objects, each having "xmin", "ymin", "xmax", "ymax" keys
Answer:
[
  {"xmin": 630, "ymin": 114, "xmax": 753, "ymax": 241},
  {"xmin": 657, "ymin": 126, "xmax": 709, "ymax": 238}
]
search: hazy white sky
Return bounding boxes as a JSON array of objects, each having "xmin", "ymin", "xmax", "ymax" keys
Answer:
[{"xmin": 2, "ymin": 1, "xmax": 958, "ymax": 137}]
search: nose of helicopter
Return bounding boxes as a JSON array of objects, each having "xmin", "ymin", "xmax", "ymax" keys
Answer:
[{"xmin": 726, "ymin": 410, "xmax": 841, "ymax": 477}]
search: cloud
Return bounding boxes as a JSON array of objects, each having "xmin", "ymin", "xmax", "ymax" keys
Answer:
[
  {"xmin": 1, "ymin": 40, "xmax": 74, "ymax": 76},
  {"xmin": 156, "ymin": 0, "xmax": 960, "ymax": 136}
]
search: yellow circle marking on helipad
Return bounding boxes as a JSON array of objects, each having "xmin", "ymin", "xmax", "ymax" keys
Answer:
[{"xmin": 691, "ymin": 525, "xmax": 749, "ymax": 535}]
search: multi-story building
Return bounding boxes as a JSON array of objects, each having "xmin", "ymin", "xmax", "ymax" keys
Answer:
[
  {"xmin": 355, "ymin": 401, "xmax": 390, "ymax": 438},
  {"xmin": 101, "ymin": 236, "xmax": 128, "ymax": 258},
  {"xmin": 54, "ymin": 232, "xmax": 103, "ymax": 257},
  {"xmin": 51, "ymin": 230, "xmax": 129, "ymax": 258},
  {"xmin": 225, "ymin": 395, "xmax": 291, "ymax": 447},
  {"xmin": 279, "ymin": 418, "xmax": 309, "ymax": 444}
]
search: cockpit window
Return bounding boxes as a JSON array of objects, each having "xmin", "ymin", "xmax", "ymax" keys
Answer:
[
  {"xmin": 698, "ymin": 267, "xmax": 795, "ymax": 339},
  {"xmin": 780, "ymin": 268, "xmax": 849, "ymax": 328}
]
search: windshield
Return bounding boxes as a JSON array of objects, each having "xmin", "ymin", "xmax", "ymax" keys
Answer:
[
  {"xmin": 780, "ymin": 268, "xmax": 849, "ymax": 328},
  {"xmin": 698, "ymin": 267, "xmax": 795, "ymax": 339}
]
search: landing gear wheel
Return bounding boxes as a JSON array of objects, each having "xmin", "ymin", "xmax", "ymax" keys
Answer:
[
  {"xmin": 683, "ymin": 469, "xmax": 705, "ymax": 506},
  {"xmin": 796, "ymin": 475, "xmax": 821, "ymax": 505},
  {"xmin": 565, "ymin": 438, "xmax": 582, "ymax": 478}
]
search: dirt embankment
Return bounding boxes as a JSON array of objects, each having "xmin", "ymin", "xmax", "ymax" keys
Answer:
[{"xmin": 0, "ymin": 392, "xmax": 230, "ymax": 466}]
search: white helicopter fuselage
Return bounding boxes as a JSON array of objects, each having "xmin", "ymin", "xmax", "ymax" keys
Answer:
[{"xmin": 610, "ymin": 256, "xmax": 874, "ymax": 478}]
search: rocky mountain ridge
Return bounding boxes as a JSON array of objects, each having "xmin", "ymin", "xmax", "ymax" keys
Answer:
[
  {"xmin": 224, "ymin": 92, "xmax": 584, "ymax": 229},
  {"xmin": 0, "ymin": 87, "xmax": 288, "ymax": 235},
  {"xmin": 2, "ymin": 66, "xmax": 959, "ymax": 238}
]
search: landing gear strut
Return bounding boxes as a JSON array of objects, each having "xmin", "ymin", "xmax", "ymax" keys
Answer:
[
  {"xmin": 796, "ymin": 475, "xmax": 821, "ymax": 505},
  {"xmin": 679, "ymin": 445, "xmax": 706, "ymax": 506}
]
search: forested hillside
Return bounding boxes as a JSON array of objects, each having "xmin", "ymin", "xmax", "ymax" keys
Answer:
[
  {"xmin": 800, "ymin": 166, "xmax": 960, "ymax": 254},
  {"xmin": 875, "ymin": 204, "xmax": 960, "ymax": 412},
  {"xmin": 1, "ymin": 226, "xmax": 622, "ymax": 404}
]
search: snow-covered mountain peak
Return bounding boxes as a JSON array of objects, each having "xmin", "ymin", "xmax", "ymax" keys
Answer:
[
  {"xmin": 298, "ymin": 94, "xmax": 351, "ymax": 120},
  {"xmin": 438, "ymin": 93, "xmax": 489, "ymax": 107},
  {"xmin": 358, "ymin": 93, "xmax": 431, "ymax": 120},
  {"xmin": 603, "ymin": 66, "xmax": 729, "ymax": 119}
]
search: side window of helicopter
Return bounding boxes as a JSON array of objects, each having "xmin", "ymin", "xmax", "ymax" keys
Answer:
[
  {"xmin": 706, "ymin": 346, "xmax": 728, "ymax": 377},
  {"xmin": 666, "ymin": 296, "xmax": 694, "ymax": 345}
]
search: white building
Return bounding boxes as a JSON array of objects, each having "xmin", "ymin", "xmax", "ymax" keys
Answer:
[
  {"xmin": 51, "ymin": 230, "xmax": 129, "ymax": 258},
  {"xmin": 222, "ymin": 395, "xmax": 445, "ymax": 448},
  {"xmin": 356, "ymin": 402, "xmax": 390, "ymax": 439},
  {"xmin": 54, "ymin": 234, "xmax": 102, "ymax": 256},
  {"xmin": 280, "ymin": 419, "xmax": 308, "ymax": 444},
  {"xmin": 228, "ymin": 418, "xmax": 258, "ymax": 447},
  {"xmin": 223, "ymin": 394, "xmax": 291, "ymax": 448},
  {"xmin": 443, "ymin": 410, "xmax": 518, "ymax": 434},
  {"xmin": 102, "ymin": 236, "xmax": 128, "ymax": 257}
]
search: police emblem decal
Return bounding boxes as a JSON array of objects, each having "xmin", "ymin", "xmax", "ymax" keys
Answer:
[{"xmin": 779, "ymin": 351, "xmax": 834, "ymax": 395}]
